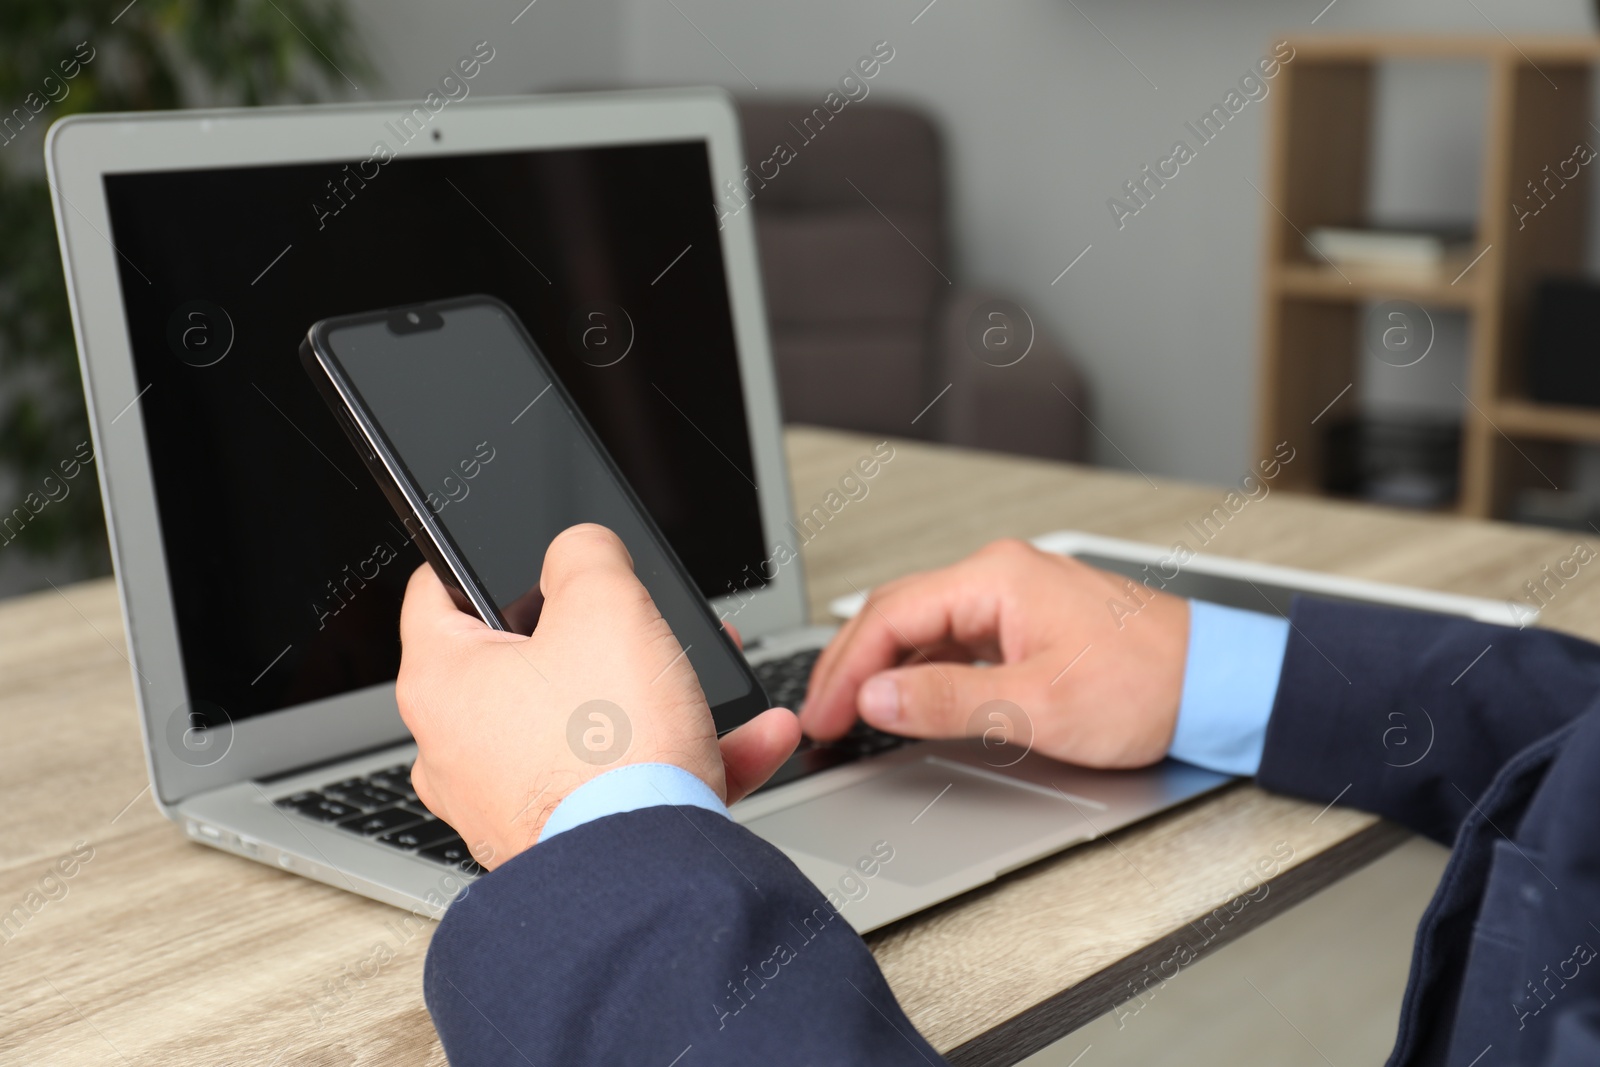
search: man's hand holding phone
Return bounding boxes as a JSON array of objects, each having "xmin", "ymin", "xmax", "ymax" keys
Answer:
[{"xmin": 396, "ymin": 523, "xmax": 801, "ymax": 869}]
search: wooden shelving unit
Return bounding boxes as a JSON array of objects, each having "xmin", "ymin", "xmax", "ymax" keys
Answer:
[{"xmin": 1256, "ymin": 34, "xmax": 1600, "ymax": 519}]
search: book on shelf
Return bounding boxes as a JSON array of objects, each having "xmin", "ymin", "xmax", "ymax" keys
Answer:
[{"xmin": 1304, "ymin": 223, "xmax": 1476, "ymax": 275}]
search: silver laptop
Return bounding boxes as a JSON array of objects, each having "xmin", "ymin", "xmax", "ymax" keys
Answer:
[{"xmin": 46, "ymin": 89, "xmax": 1525, "ymax": 934}]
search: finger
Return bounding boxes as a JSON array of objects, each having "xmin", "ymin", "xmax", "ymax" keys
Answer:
[
  {"xmin": 501, "ymin": 584, "xmax": 546, "ymax": 635},
  {"xmin": 802, "ymin": 569, "xmax": 996, "ymax": 740},
  {"xmin": 399, "ymin": 563, "xmax": 488, "ymax": 654},
  {"xmin": 539, "ymin": 523, "xmax": 636, "ymax": 599},
  {"xmin": 913, "ymin": 639, "xmax": 985, "ymax": 665},
  {"xmin": 724, "ymin": 621, "xmax": 743, "ymax": 651},
  {"xmin": 804, "ymin": 570, "xmax": 922, "ymax": 707},
  {"xmin": 537, "ymin": 524, "xmax": 651, "ymax": 626},
  {"xmin": 803, "ymin": 563, "xmax": 972, "ymax": 723},
  {"xmin": 535, "ymin": 524, "xmax": 695, "ymax": 703},
  {"xmin": 719, "ymin": 708, "xmax": 803, "ymax": 804},
  {"xmin": 856, "ymin": 661, "xmax": 1038, "ymax": 738},
  {"xmin": 397, "ymin": 565, "xmax": 499, "ymax": 742},
  {"xmin": 536, "ymin": 523, "xmax": 657, "ymax": 640}
]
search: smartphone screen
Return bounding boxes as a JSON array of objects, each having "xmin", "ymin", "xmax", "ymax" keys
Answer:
[{"xmin": 311, "ymin": 297, "xmax": 763, "ymax": 727}]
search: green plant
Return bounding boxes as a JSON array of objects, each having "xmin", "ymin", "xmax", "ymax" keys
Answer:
[{"xmin": 0, "ymin": 0, "xmax": 370, "ymax": 574}]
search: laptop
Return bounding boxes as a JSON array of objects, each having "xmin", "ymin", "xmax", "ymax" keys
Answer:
[{"xmin": 45, "ymin": 89, "xmax": 1526, "ymax": 934}]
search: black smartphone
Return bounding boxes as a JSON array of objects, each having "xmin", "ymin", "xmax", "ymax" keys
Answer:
[{"xmin": 300, "ymin": 294, "xmax": 770, "ymax": 732}]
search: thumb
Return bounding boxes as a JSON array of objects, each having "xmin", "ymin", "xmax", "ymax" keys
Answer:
[
  {"xmin": 535, "ymin": 523, "xmax": 656, "ymax": 643},
  {"xmin": 539, "ymin": 523, "xmax": 638, "ymax": 603},
  {"xmin": 719, "ymin": 708, "xmax": 803, "ymax": 804},
  {"xmin": 857, "ymin": 662, "xmax": 1034, "ymax": 738}
]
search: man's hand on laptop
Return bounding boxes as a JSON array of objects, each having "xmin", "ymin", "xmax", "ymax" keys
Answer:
[
  {"xmin": 396, "ymin": 523, "xmax": 800, "ymax": 869},
  {"xmin": 801, "ymin": 538, "xmax": 1188, "ymax": 768}
]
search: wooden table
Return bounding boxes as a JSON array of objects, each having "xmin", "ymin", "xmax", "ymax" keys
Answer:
[{"xmin": 5, "ymin": 426, "xmax": 1598, "ymax": 1066}]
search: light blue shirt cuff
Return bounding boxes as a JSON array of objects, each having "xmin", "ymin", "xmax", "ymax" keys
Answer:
[
  {"xmin": 539, "ymin": 762, "xmax": 730, "ymax": 842},
  {"xmin": 1168, "ymin": 599, "xmax": 1291, "ymax": 777}
]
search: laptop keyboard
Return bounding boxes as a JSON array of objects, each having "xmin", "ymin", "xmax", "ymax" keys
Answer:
[
  {"xmin": 752, "ymin": 648, "xmax": 914, "ymax": 791},
  {"xmin": 274, "ymin": 763, "xmax": 485, "ymax": 876},
  {"xmin": 753, "ymin": 646, "xmax": 823, "ymax": 710},
  {"xmin": 271, "ymin": 647, "xmax": 910, "ymax": 867}
]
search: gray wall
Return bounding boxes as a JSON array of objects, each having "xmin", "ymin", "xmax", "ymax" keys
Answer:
[
  {"xmin": 345, "ymin": 0, "xmax": 628, "ymax": 99},
  {"xmin": 612, "ymin": 0, "xmax": 1599, "ymax": 484}
]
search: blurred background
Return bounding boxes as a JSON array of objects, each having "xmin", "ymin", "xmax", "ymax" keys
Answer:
[{"xmin": 7, "ymin": 0, "xmax": 1600, "ymax": 601}]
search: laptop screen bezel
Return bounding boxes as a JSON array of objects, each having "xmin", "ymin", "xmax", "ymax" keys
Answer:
[{"xmin": 46, "ymin": 89, "xmax": 807, "ymax": 810}]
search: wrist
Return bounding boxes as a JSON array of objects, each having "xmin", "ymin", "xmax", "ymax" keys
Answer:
[{"xmin": 539, "ymin": 762, "xmax": 731, "ymax": 842}]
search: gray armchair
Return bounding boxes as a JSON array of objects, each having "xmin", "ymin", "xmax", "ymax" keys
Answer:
[{"xmin": 735, "ymin": 99, "xmax": 1089, "ymax": 462}]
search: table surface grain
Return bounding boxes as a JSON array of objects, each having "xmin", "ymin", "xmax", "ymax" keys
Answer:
[{"xmin": 5, "ymin": 426, "xmax": 1597, "ymax": 1066}]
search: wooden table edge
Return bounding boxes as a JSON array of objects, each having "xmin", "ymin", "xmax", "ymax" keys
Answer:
[{"xmin": 941, "ymin": 818, "xmax": 1414, "ymax": 1066}]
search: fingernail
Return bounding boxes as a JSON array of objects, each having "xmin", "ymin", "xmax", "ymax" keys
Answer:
[{"xmin": 859, "ymin": 675, "xmax": 901, "ymax": 724}]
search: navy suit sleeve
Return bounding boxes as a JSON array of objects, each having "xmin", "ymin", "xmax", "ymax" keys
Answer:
[
  {"xmin": 424, "ymin": 805, "xmax": 945, "ymax": 1066},
  {"xmin": 1256, "ymin": 598, "xmax": 1600, "ymax": 843},
  {"xmin": 1545, "ymin": 1007, "xmax": 1600, "ymax": 1065}
]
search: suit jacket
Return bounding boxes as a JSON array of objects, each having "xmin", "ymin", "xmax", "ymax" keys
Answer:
[
  {"xmin": 1257, "ymin": 599, "xmax": 1600, "ymax": 1066},
  {"xmin": 425, "ymin": 599, "xmax": 1600, "ymax": 1065}
]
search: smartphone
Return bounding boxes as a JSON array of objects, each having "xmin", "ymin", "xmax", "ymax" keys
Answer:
[{"xmin": 300, "ymin": 294, "xmax": 770, "ymax": 732}]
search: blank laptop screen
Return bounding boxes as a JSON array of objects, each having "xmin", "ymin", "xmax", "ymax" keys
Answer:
[{"xmin": 101, "ymin": 140, "xmax": 768, "ymax": 723}]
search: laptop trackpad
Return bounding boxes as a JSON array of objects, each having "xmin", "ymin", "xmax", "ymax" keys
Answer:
[{"xmin": 744, "ymin": 758, "xmax": 1091, "ymax": 887}]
